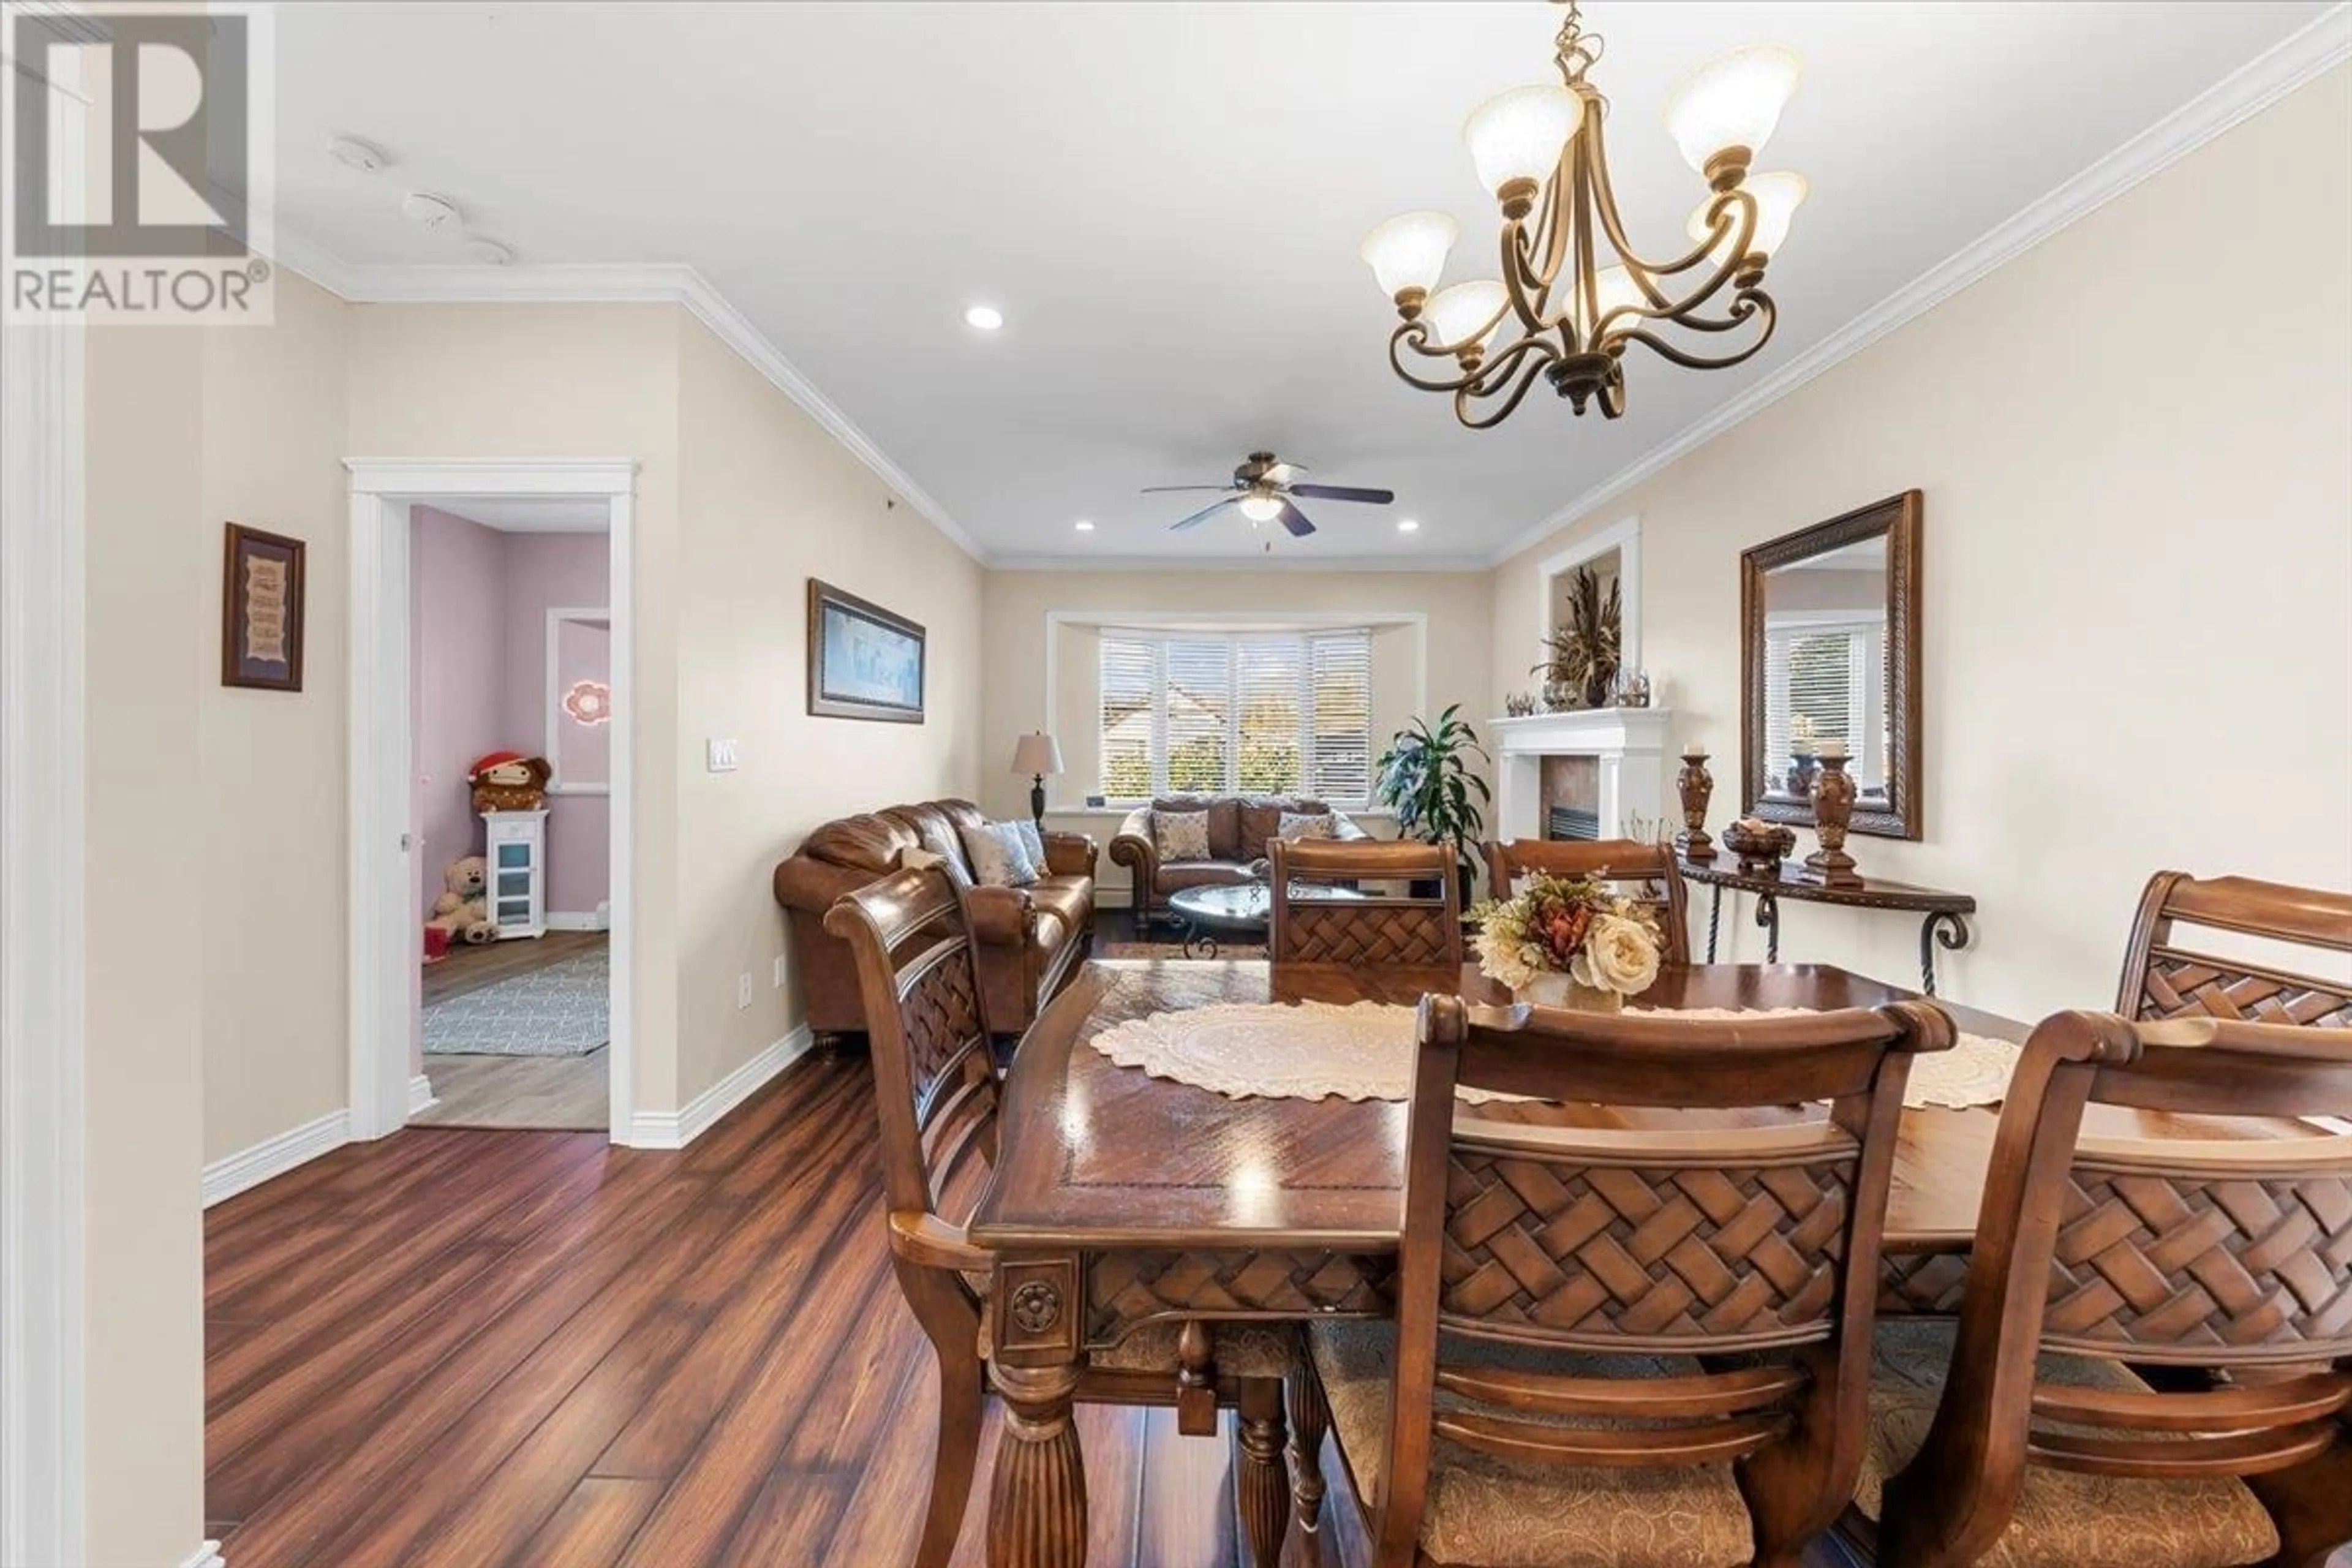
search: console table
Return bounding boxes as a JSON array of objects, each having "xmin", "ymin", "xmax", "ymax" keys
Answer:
[{"xmin": 1676, "ymin": 856, "xmax": 1976, "ymax": 996}]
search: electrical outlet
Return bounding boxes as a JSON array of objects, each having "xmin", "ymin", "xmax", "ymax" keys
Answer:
[
  {"xmin": 772, "ymin": 956, "xmax": 786, "ymax": 989},
  {"xmin": 736, "ymin": 972, "xmax": 753, "ymax": 1009},
  {"xmin": 707, "ymin": 738, "xmax": 741, "ymax": 773}
]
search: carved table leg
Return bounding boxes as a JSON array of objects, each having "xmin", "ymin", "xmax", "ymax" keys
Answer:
[
  {"xmin": 1705, "ymin": 884, "xmax": 1724, "ymax": 963},
  {"xmin": 1175, "ymin": 1319, "xmax": 1217, "ymax": 1436},
  {"xmin": 1236, "ymin": 1375, "xmax": 1292, "ymax": 1568},
  {"xmin": 1755, "ymin": 889, "xmax": 1781, "ymax": 963},
  {"xmin": 1918, "ymin": 911, "xmax": 1969, "ymax": 997},
  {"xmin": 1286, "ymin": 1356, "xmax": 1330, "ymax": 1534},
  {"xmin": 987, "ymin": 1359, "xmax": 1088, "ymax": 1568}
]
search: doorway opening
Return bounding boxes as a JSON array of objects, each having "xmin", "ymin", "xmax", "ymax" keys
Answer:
[
  {"xmin": 345, "ymin": 461, "xmax": 637, "ymax": 1145},
  {"xmin": 410, "ymin": 504, "xmax": 613, "ymax": 1129}
]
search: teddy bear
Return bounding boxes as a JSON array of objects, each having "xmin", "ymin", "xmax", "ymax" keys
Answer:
[
  {"xmin": 426, "ymin": 855, "xmax": 496, "ymax": 944},
  {"xmin": 467, "ymin": 751, "xmax": 552, "ymax": 813}
]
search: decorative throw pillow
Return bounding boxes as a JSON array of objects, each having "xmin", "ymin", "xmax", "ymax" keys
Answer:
[
  {"xmin": 1276, "ymin": 811, "xmax": 1336, "ymax": 843},
  {"xmin": 1011, "ymin": 818, "xmax": 1049, "ymax": 873},
  {"xmin": 1152, "ymin": 809, "xmax": 1212, "ymax": 864},
  {"xmin": 959, "ymin": 821, "xmax": 1040, "ymax": 888}
]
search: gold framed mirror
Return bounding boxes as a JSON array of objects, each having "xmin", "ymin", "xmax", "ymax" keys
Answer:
[{"xmin": 1740, "ymin": 491, "xmax": 1922, "ymax": 840}]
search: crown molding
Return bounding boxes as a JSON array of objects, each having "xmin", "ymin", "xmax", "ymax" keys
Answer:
[
  {"xmin": 266, "ymin": 238, "xmax": 987, "ymax": 564},
  {"xmin": 987, "ymin": 551, "xmax": 1493, "ymax": 575},
  {"xmin": 1485, "ymin": 2, "xmax": 2352, "ymax": 569}
]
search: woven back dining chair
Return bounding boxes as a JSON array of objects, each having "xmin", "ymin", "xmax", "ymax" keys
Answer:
[
  {"xmin": 1483, "ymin": 837, "xmax": 1693, "ymax": 967},
  {"xmin": 1866, "ymin": 1009, "xmax": 2352, "ymax": 1568},
  {"xmin": 2116, "ymin": 871, "xmax": 2352, "ymax": 1030},
  {"xmin": 1268, "ymin": 838, "xmax": 1463, "ymax": 968},
  {"xmin": 1308, "ymin": 990, "xmax": 1952, "ymax": 1567},
  {"xmin": 826, "ymin": 865, "xmax": 1303, "ymax": 1568}
]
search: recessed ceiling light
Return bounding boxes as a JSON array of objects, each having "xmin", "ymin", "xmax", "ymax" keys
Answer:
[
  {"xmin": 1397, "ymin": 518, "xmax": 1422, "ymax": 533},
  {"xmin": 464, "ymin": 237, "xmax": 515, "ymax": 266},
  {"xmin": 1074, "ymin": 519, "xmax": 1095, "ymax": 532},
  {"xmin": 963, "ymin": 303, "xmax": 1005, "ymax": 331}
]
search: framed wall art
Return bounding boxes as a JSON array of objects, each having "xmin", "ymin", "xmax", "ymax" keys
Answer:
[
  {"xmin": 807, "ymin": 578, "xmax": 925, "ymax": 723},
  {"xmin": 221, "ymin": 523, "xmax": 307, "ymax": 692}
]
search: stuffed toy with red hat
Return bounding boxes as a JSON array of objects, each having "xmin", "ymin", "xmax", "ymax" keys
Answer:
[{"xmin": 468, "ymin": 750, "xmax": 551, "ymax": 813}]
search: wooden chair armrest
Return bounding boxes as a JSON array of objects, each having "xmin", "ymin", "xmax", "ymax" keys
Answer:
[{"xmin": 889, "ymin": 1210, "xmax": 997, "ymax": 1273}]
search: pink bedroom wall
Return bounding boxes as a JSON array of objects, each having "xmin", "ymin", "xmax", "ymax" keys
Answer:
[
  {"xmin": 413, "ymin": 505, "xmax": 511, "ymax": 918},
  {"xmin": 499, "ymin": 531, "xmax": 611, "ymax": 916}
]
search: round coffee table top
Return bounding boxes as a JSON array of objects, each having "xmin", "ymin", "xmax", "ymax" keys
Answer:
[{"xmin": 1166, "ymin": 880, "xmax": 1368, "ymax": 935}]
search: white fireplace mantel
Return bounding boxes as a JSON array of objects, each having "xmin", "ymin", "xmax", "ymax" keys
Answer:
[{"xmin": 1489, "ymin": 708, "xmax": 1676, "ymax": 844}]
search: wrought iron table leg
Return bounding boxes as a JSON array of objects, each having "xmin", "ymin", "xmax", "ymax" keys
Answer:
[
  {"xmin": 1755, "ymin": 890, "xmax": 1781, "ymax": 963},
  {"xmin": 1705, "ymin": 885, "xmax": 1723, "ymax": 963},
  {"xmin": 1919, "ymin": 911, "xmax": 1970, "ymax": 997},
  {"xmin": 1180, "ymin": 922, "xmax": 1219, "ymax": 960}
]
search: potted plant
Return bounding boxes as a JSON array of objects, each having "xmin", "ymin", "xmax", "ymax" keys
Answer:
[
  {"xmin": 1373, "ymin": 705, "xmax": 1491, "ymax": 905},
  {"xmin": 1468, "ymin": 872, "xmax": 1665, "ymax": 1012}
]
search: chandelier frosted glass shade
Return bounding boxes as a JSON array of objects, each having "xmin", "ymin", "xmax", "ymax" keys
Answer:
[
  {"xmin": 1359, "ymin": 211, "xmax": 1459, "ymax": 302},
  {"xmin": 1664, "ymin": 44, "xmax": 1802, "ymax": 177},
  {"xmin": 1422, "ymin": 280, "xmax": 1508, "ymax": 355},
  {"xmin": 1687, "ymin": 171, "xmax": 1809, "ymax": 259},
  {"xmin": 1464, "ymin": 85, "xmax": 1583, "ymax": 205}
]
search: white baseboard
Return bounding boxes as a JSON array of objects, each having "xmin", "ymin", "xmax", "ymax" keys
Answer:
[
  {"xmin": 627, "ymin": 1025, "xmax": 815, "ymax": 1150},
  {"xmin": 408, "ymin": 1072, "xmax": 437, "ymax": 1115},
  {"xmin": 202, "ymin": 1109, "xmax": 351, "ymax": 1208},
  {"xmin": 545, "ymin": 909, "xmax": 611, "ymax": 932},
  {"xmin": 179, "ymin": 1542, "xmax": 225, "ymax": 1568},
  {"xmin": 1095, "ymin": 885, "xmax": 1133, "ymax": 910}
]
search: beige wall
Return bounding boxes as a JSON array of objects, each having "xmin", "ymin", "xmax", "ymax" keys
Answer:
[
  {"xmin": 980, "ymin": 570, "xmax": 1493, "ymax": 899},
  {"xmin": 1493, "ymin": 64, "xmax": 2352, "ymax": 1021},
  {"xmin": 83, "ymin": 326, "xmax": 209, "ymax": 1566},
  {"xmin": 200, "ymin": 273, "xmax": 352, "ymax": 1159},
  {"xmin": 674, "ymin": 315, "xmax": 984, "ymax": 1094}
]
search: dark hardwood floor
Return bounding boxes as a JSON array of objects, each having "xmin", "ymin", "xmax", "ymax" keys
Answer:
[{"xmin": 208, "ymin": 944, "xmax": 1871, "ymax": 1567}]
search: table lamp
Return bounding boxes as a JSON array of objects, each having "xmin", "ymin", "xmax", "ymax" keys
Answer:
[{"xmin": 1009, "ymin": 731, "xmax": 1064, "ymax": 829}]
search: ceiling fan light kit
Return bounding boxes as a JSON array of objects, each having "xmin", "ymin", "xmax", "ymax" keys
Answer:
[
  {"xmin": 1144, "ymin": 450, "xmax": 1397, "ymax": 540},
  {"xmin": 1362, "ymin": 0, "xmax": 1804, "ymax": 427}
]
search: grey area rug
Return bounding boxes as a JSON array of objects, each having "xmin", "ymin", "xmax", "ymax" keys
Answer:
[{"xmin": 424, "ymin": 949, "xmax": 609, "ymax": 1057}]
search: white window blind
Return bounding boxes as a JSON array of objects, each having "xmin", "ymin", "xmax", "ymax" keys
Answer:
[
  {"xmin": 1096, "ymin": 627, "xmax": 1374, "ymax": 803},
  {"xmin": 1763, "ymin": 619, "xmax": 1881, "ymax": 783}
]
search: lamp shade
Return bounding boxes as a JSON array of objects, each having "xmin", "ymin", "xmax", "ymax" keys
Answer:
[
  {"xmin": 1686, "ymin": 170, "xmax": 1809, "ymax": 259},
  {"xmin": 1422, "ymin": 279, "xmax": 1507, "ymax": 355},
  {"xmin": 1359, "ymin": 211, "xmax": 1458, "ymax": 300},
  {"xmin": 1664, "ymin": 44, "xmax": 1801, "ymax": 173},
  {"xmin": 1463, "ymin": 84, "xmax": 1581, "ymax": 201},
  {"xmin": 1010, "ymin": 731, "xmax": 1064, "ymax": 778}
]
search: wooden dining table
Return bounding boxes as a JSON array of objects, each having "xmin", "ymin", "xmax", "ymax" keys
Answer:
[{"xmin": 967, "ymin": 957, "xmax": 2316, "ymax": 1567}]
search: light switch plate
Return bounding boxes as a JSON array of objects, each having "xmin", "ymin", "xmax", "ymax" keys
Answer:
[
  {"xmin": 736, "ymin": 972, "xmax": 753, "ymax": 1009},
  {"xmin": 707, "ymin": 738, "xmax": 740, "ymax": 773},
  {"xmin": 772, "ymin": 956, "xmax": 786, "ymax": 989}
]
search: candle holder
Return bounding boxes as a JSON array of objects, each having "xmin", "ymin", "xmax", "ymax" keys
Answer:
[
  {"xmin": 1673, "ymin": 749, "xmax": 1715, "ymax": 862},
  {"xmin": 1800, "ymin": 753, "xmax": 1863, "ymax": 888}
]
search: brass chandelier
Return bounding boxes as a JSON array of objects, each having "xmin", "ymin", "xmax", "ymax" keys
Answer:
[{"xmin": 1361, "ymin": 1, "xmax": 1807, "ymax": 426}]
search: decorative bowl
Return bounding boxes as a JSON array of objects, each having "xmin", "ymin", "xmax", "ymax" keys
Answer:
[{"xmin": 1721, "ymin": 820, "xmax": 1796, "ymax": 875}]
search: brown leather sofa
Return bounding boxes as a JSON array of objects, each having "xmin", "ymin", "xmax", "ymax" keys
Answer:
[
  {"xmin": 1108, "ymin": 794, "xmax": 1369, "ymax": 931},
  {"xmin": 772, "ymin": 799, "xmax": 1098, "ymax": 1040}
]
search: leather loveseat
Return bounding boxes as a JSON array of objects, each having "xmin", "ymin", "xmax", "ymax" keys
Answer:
[
  {"xmin": 772, "ymin": 799, "xmax": 1098, "ymax": 1041},
  {"xmin": 1108, "ymin": 794, "xmax": 1369, "ymax": 932}
]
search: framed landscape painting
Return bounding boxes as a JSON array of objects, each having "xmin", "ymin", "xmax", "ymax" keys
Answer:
[
  {"xmin": 807, "ymin": 578, "xmax": 925, "ymax": 723},
  {"xmin": 221, "ymin": 523, "xmax": 307, "ymax": 692}
]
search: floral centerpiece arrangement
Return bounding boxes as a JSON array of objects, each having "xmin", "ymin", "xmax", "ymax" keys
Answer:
[{"xmin": 1468, "ymin": 872, "xmax": 1665, "ymax": 1012}]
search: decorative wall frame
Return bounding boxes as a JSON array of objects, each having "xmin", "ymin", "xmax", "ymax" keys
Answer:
[
  {"xmin": 221, "ymin": 522, "xmax": 307, "ymax": 692},
  {"xmin": 808, "ymin": 578, "xmax": 925, "ymax": 723},
  {"xmin": 1740, "ymin": 490, "xmax": 1923, "ymax": 840}
]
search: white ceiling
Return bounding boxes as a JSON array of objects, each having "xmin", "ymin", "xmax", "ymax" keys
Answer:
[{"xmin": 274, "ymin": 2, "xmax": 2339, "ymax": 567}]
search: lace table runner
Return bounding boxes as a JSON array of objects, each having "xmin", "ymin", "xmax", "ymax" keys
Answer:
[{"xmin": 1087, "ymin": 1000, "xmax": 2019, "ymax": 1110}]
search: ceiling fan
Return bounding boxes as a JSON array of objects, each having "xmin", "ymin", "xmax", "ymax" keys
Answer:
[{"xmin": 1144, "ymin": 451, "xmax": 1396, "ymax": 538}]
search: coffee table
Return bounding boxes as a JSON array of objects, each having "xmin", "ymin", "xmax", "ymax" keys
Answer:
[{"xmin": 1164, "ymin": 880, "xmax": 1367, "ymax": 958}]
